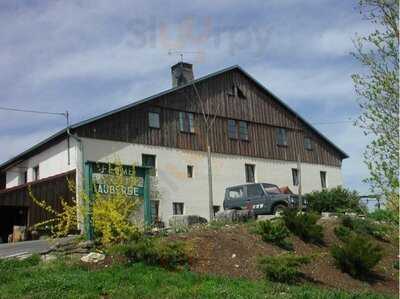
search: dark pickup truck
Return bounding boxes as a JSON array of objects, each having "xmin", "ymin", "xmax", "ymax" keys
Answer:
[{"xmin": 223, "ymin": 183, "xmax": 305, "ymax": 215}]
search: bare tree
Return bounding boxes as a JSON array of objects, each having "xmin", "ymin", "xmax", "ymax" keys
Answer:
[{"xmin": 180, "ymin": 82, "xmax": 222, "ymax": 220}]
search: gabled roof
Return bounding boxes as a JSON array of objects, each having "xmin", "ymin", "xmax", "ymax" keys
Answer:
[{"xmin": 0, "ymin": 65, "xmax": 348, "ymax": 171}]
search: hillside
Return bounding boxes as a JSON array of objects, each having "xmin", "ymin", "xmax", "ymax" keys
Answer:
[{"xmin": 169, "ymin": 218, "xmax": 399, "ymax": 297}]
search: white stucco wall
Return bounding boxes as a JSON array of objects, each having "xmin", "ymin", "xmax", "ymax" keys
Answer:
[
  {"xmin": 6, "ymin": 170, "xmax": 21, "ymax": 187},
  {"xmin": 5, "ymin": 138, "xmax": 78, "ymax": 188},
  {"xmin": 81, "ymin": 137, "xmax": 343, "ymax": 222}
]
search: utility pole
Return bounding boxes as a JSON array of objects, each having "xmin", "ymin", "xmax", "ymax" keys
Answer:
[
  {"xmin": 296, "ymin": 115, "xmax": 303, "ymax": 210},
  {"xmin": 297, "ymin": 153, "xmax": 303, "ymax": 210},
  {"xmin": 206, "ymin": 131, "xmax": 214, "ymax": 221}
]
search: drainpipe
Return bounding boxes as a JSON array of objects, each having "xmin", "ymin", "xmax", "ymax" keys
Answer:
[{"xmin": 66, "ymin": 124, "xmax": 85, "ymax": 233}]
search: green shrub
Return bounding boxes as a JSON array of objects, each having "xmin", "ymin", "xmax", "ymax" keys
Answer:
[
  {"xmin": 331, "ymin": 234, "xmax": 382, "ymax": 278},
  {"xmin": 282, "ymin": 209, "xmax": 324, "ymax": 244},
  {"xmin": 258, "ymin": 253, "xmax": 310, "ymax": 283},
  {"xmin": 254, "ymin": 219, "xmax": 293, "ymax": 250},
  {"xmin": 341, "ymin": 216, "xmax": 389, "ymax": 241},
  {"xmin": 108, "ymin": 237, "xmax": 190, "ymax": 269},
  {"xmin": 305, "ymin": 187, "xmax": 366, "ymax": 214},
  {"xmin": 334, "ymin": 226, "xmax": 353, "ymax": 241},
  {"xmin": 368, "ymin": 209, "xmax": 399, "ymax": 225}
]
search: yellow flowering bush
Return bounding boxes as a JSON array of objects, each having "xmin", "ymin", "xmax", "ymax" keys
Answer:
[
  {"xmin": 82, "ymin": 161, "xmax": 144, "ymax": 246},
  {"xmin": 28, "ymin": 178, "xmax": 77, "ymax": 238}
]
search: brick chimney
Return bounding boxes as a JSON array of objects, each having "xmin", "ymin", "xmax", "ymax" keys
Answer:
[{"xmin": 171, "ymin": 62, "xmax": 194, "ymax": 88}]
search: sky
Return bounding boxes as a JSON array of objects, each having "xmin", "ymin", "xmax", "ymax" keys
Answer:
[{"xmin": 0, "ymin": 0, "xmax": 375, "ymax": 194}]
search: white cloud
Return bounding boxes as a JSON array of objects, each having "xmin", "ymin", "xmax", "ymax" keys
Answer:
[
  {"xmin": 248, "ymin": 63, "xmax": 356, "ymax": 107},
  {"xmin": 0, "ymin": 128, "xmax": 61, "ymax": 163},
  {"xmin": 0, "ymin": 0, "xmax": 375, "ymax": 194}
]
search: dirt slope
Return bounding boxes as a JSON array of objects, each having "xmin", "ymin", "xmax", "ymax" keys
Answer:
[{"xmin": 169, "ymin": 219, "xmax": 399, "ymax": 296}]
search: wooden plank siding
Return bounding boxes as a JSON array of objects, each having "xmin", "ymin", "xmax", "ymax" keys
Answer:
[
  {"xmin": 75, "ymin": 69, "xmax": 343, "ymax": 167},
  {"xmin": 0, "ymin": 170, "xmax": 75, "ymax": 228}
]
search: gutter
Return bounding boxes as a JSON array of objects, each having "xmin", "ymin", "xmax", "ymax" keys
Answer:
[{"xmin": 66, "ymin": 127, "xmax": 84, "ymax": 176}]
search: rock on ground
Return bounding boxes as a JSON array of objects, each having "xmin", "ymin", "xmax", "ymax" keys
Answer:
[
  {"xmin": 169, "ymin": 215, "xmax": 208, "ymax": 227},
  {"xmin": 215, "ymin": 209, "xmax": 254, "ymax": 223},
  {"xmin": 80, "ymin": 252, "xmax": 105, "ymax": 263},
  {"xmin": 50, "ymin": 238, "xmax": 94, "ymax": 255}
]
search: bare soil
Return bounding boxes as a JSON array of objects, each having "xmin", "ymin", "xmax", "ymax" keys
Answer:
[{"xmin": 169, "ymin": 219, "xmax": 399, "ymax": 296}]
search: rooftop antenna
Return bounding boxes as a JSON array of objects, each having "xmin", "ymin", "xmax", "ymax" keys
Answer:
[{"xmin": 168, "ymin": 49, "xmax": 204, "ymax": 62}]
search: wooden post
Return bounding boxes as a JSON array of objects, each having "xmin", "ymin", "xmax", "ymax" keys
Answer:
[
  {"xmin": 143, "ymin": 168, "xmax": 152, "ymax": 226},
  {"xmin": 207, "ymin": 144, "xmax": 214, "ymax": 221},
  {"xmin": 297, "ymin": 153, "xmax": 303, "ymax": 210},
  {"xmin": 84, "ymin": 162, "xmax": 94, "ymax": 241}
]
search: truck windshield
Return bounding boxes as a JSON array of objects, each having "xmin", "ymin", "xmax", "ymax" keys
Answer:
[{"xmin": 262, "ymin": 183, "xmax": 281, "ymax": 194}]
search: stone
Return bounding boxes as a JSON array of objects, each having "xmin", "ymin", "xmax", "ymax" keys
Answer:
[
  {"xmin": 41, "ymin": 254, "xmax": 57, "ymax": 262},
  {"xmin": 215, "ymin": 209, "xmax": 254, "ymax": 223},
  {"xmin": 77, "ymin": 240, "xmax": 95, "ymax": 249},
  {"xmin": 321, "ymin": 212, "xmax": 332, "ymax": 218},
  {"xmin": 80, "ymin": 252, "xmax": 105, "ymax": 263},
  {"xmin": 169, "ymin": 215, "xmax": 208, "ymax": 227},
  {"xmin": 257, "ymin": 214, "xmax": 278, "ymax": 221},
  {"xmin": 15, "ymin": 253, "xmax": 32, "ymax": 260},
  {"xmin": 344, "ymin": 212, "xmax": 357, "ymax": 217}
]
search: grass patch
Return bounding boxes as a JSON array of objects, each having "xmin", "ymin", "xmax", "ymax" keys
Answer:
[
  {"xmin": 0, "ymin": 256, "xmax": 393, "ymax": 299},
  {"xmin": 107, "ymin": 237, "xmax": 192, "ymax": 269}
]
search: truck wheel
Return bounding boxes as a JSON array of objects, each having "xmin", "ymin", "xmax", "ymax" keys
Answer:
[{"xmin": 273, "ymin": 204, "xmax": 286, "ymax": 216}]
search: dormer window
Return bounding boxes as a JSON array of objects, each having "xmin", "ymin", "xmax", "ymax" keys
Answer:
[{"xmin": 227, "ymin": 84, "xmax": 246, "ymax": 99}]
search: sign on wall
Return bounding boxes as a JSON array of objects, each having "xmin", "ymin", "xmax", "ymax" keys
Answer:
[
  {"xmin": 84, "ymin": 161, "xmax": 152, "ymax": 240},
  {"xmin": 91, "ymin": 162, "xmax": 144, "ymax": 197}
]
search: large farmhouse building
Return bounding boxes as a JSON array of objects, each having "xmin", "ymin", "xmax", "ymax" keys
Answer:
[{"xmin": 0, "ymin": 63, "xmax": 347, "ymax": 239}]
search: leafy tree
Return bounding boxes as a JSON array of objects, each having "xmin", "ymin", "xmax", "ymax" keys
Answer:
[{"xmin": 351, "ymin": 0, "xmax": 399, "ymax": 210}]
